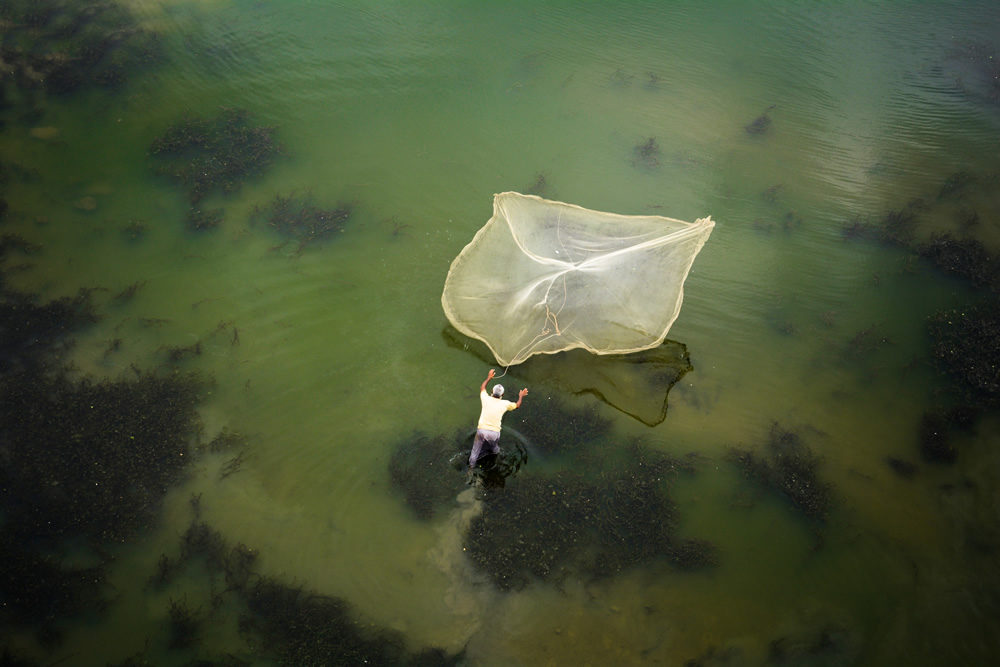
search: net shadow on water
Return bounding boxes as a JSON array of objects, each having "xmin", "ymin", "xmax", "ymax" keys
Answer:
[{"xmin": 442, "ymin": 323, "xmax": 693, "ymax": 426}]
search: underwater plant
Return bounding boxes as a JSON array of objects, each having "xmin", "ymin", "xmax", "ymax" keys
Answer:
[
  {"xmin": 388, "ymin": 431, "xmax": 467, "ymax": 520},
  {"xmin": 917, "ymin": 232, "xmax": 998, "ymax": 291},
  {"xmin": 464, "ymin": 438, "xmax": 713, "ymax": 589},
  {"xmin": 632, "ymin": 136, "xmax": 661, "ymax": 168},
  {"xmin": 150, "ymin": 108, "xmax": 281, "ymax": 203},
  {"xmin": 745, "ymin": 105, "xmax": 776, "ymax": 134},
  {"xmin": 0, "ymin": 0, "xmax": 164, "ymax": 98},
  {"xmin": 928, "ymin": 299, "xmax": 1000, "ymax": 405},
  {"xmin": 250, "ymin": 192, "xmax": 352, "ymax": 249},
  {"xmin": 727, "ymin": 422, "xmax": 833, "ymax": 523}
]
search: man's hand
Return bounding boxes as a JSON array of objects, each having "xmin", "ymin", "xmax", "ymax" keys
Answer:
[{"xmin": 519, "ymin": 388, "xmax": 528, "ymax": 399}]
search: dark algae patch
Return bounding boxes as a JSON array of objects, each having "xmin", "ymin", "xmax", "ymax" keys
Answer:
[
  {"xmin": 250, "ymin": 191, "xmax": 353, "ymax": 249},
  {"xmin": 0, "ymin": 0, "xmax": 164, "ymax": 98},
  {"xmin": 145, "ymin": 505, "xmax": 465, "ymax": 667},
  {"xmin": 150, "ymin": 107, "xmax": 282, "ymax": 204},
  {"xmin": 463, "ymin": 437, "xmax": 716, "ymax": 591},
  {"xmin": 727, "ymin": 422, "xmax": 833, "ymax": 524},
  {"xmin": 0, "ymin": 241, "xmax": 208, "ymax": 643},
  {"xmin": 389, "ymin": 431, "xmax": 467, "ymax": 520}
]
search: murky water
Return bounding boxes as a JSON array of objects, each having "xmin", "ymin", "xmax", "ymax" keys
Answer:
[{"xmin": 3, "ymin": 1, "xmax": 1000, "ymax": 665}]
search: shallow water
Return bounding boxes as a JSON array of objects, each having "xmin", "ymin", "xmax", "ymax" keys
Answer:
[{"xmin": 2, "ymin": 1, "xmax": 1000, "ymax": 665}]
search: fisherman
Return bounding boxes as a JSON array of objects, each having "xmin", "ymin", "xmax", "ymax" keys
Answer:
[{"xmin": 469, "ymin": 369, "xmax": 528, "ymax": 471}]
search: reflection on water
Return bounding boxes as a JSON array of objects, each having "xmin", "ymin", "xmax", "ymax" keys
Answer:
[{"xmin": 2, "ymin": 0, "xmax": 1000, "ymax": 665}]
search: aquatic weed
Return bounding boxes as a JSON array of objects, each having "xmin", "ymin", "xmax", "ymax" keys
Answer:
[
  {"xmin": 727, "ymin": 423, "xmax": 833, "ymax": 522},
  {"xmin": 251, "ymin": 192, "xmax": 352, "ymax": 248},
  {"xmin": 928, "ymin": 299, "xmax": 1000, "ymax": 404},
  {"xmin": 388, "ymin": 431, "xmax": 466, "ymax": 520},
  {"xmin": 632, "ymin": 137, "xmax": 661, "ymax": 168},
  {"xmin": 151, "ymin": 108, "xmax": 282, "ymax": 203}
]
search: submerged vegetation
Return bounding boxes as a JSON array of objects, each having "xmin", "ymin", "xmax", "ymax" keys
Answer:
[
  {"xmin": 727, "ymin": 422, "xmax": 833, "ymax": 523},
  {"xmin": 150, "ymin": 107, "xmax": 281, "ymax": 203},
  {"xmin": 508, "ymin": 392, "xmax": 613, "ymax": 456},
  {"xmin": 388, "ymin": 431, "xmax": 466, "ymax": 520},
  {"xmin": 464, "ymin": 437, "xmax": 715, "ymax": 590},
  {"xmin": 917, "ymin": 232, "xmax": 999, "ymax": 290},
  {"xmin": 928, "ymin": 299, "xmax": 1000, "ymax": 406},
  {"xmin": 0, "ymin": 0, "xmax": 164, "ymax": 98},
  {"xmin": 632, "ymin": 136, "xmax": 661, "ymax": 168},
  {"xmin": 744, "ymin": 104, "xmax": 776, "ymax": 135},
  {"xmin": 250, "ymin": 191, "xmax": 353, "ymax": 248},
  {"xmin": 0, "ymin": 240, "xmax": 207, "ymax": 643},
  {"xmin": 147, "ymin": 507, "xmax": 464, "ymax": 666}
]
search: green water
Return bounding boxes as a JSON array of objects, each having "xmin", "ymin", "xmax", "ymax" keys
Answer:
[{"xmin": 3, "ymin": 1, "xmax": 1000, "ymax": 665}]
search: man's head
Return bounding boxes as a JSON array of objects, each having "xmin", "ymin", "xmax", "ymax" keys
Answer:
[{"xmin": 492, "ymin": 384, "xmax": 504, "ymax": 398}]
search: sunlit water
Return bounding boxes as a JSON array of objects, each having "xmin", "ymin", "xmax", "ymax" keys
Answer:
[{"xmin": 3, "ymin": 1, "xmax": 1000, "ymax": 665}]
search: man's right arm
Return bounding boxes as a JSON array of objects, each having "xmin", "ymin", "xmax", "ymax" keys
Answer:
[{"xmin": 480, "ymin": 368, "xmax": 495, "ymax": 394}]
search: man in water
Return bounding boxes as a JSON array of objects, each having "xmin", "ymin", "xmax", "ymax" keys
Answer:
[{"xmin": 469, "ymin": 369, "xmax": 528, "ymax": 471}]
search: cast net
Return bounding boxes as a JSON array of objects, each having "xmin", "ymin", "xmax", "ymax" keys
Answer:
[{"xmin": 441, "ymin": 192, "xmax": 715, "ymax": 366}]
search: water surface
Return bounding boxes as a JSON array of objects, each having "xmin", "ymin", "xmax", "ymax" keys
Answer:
[{"xmin": 2, "ymin": 1, "xmax": 1000, "ymax": 665}]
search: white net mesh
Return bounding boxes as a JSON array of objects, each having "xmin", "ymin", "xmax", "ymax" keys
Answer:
[{"xmin": 442, "ymin": 192, "xmax": 715, "ymax": 366}]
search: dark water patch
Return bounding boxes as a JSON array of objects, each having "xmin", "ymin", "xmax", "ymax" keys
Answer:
[
  {"xmin": 938, "ymin": 170, "xmax": 979, "ymax": 200},
  {"xmin": 744, "ymin": 104, "xmax": 776, "ymax": 135},
  {"xmin": 877, "ymin": 207, "xmax": 920, "ymax": 248},
  {"xmin": 767, "ymin": 622, "xmax": 860, "ymax": 666},
  {"xmin": 0, "ymin": 538, "xmax": 111, "ymax": 647},
  {"xmin": 150, "ymin": 108, "xmax": 282, "ymax": 204},
  {"xmin": 0, "ymin": 646, "xmax": 38, "ymax": 667},
  {"xmin": 885, "ymin": 456, "xmax": 917, "ymax": 479},
  {"xmin": 167, "ymin": 595, "xmax": 204, "ymax": 650},
  {"xmin": 186, "ymin": 206, "xmax": 225, "ymax": 231},
  {"xmin": 947, "ymin": 39, "xmax": 1000, "ymax": 105},
  {"xmin": 916, "ymin": 231, "xmax": 999, "ymax": 291},
  {"xmin": 760, "ymin": 183, "xmax": 784, "ymax": 203},
  {"xmin": 249, "ymin": 191, "xmax": 353, "ymax": 250},
  {"xmin": 163, "ymin": 339, "xmax": 202, "ymax": 364},
  {"xmin": 0, "ymin": 369, "xmax": 207, "ymax": 544},
  {"xmin": 842, "ymin": 323, "xmax": 892, "ymax": 364},
  {"xmin": 928, "ymin": 298, "xmax": 1000, "ymax": 406},
  {"xmin": 113, "ymin": 279, "xmax": 146, "ymax": 303},
  {"xmin": 632, "ymin": 136, "xmax": 660, "ymax": 169},
  {"xmin": 918, "ymin": 410, "xmax": 958, "ymax": 464},
  {"xmin": 464, "ymin": 439, "xmax": 712, "ymax": 590},
  {"xmin": 388, "ymin": 431, "xmax": 467, "ymax": 520},
  {"xmin": 0, "ymin": 272, "xmax": 96, "ymax": 373},
  {"xmin": 119, "ymin": 219, "xmax": 149, "ymax": 241},
  {"xmin": 200, "ymin": 428, "xmax": 252, "ymax": 482},
  {"xmin": 0, "ymin": 249, "xmax": 211, "ymax": 643},
  {"xmin": 839, "ymin": 202, "xmax": 923, "ymax": 247},
  {"xmin": 727, "ymin": 422, "xmax": 833, "ymax": 525},
  {"xmin": 523, "ymin": 171, "xmax": 549, "ymax": 196},
  {"xmin": 683, "ymin": 643, "xmax": 744, "ymax": 667},
  {"xmin": 240, "ymin": 576, "xmax": 463, "ymax": 667},
  {"xmin": 0, "ymin": 0, "xmax": 163, "ymax": 99},
  {"xmin": 148, "ymin": 507, "xmax": 463, "ymax": 666},
  {"xmin": 508, "ymin": 392, "xmax": 612, "ymax": 456}
]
